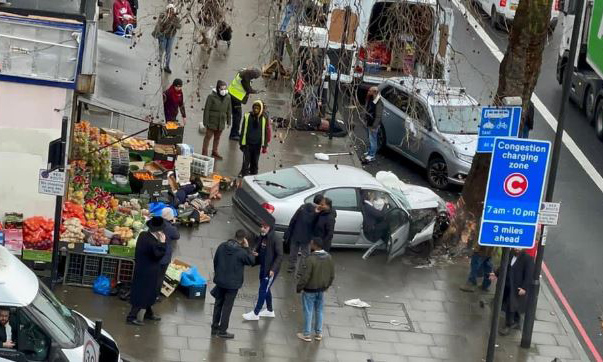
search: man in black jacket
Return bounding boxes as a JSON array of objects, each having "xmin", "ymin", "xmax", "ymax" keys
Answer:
[
  {"xmin": 364, "ymin": 86, "xmax": 384, "ymax": 163},
  {"xmin": 361, "ymin": 194, "xmax": 389, "ymax": 243},
  {"xmin": 313, "ymin": 197, "xmax": 336, "ymax": 252},
  {"xmin": 242, "ymin": 223, "xmax": 283, "ymax": 321},
  {"xmin": 490, "ymin": 249, "xmax": 534, "ymax": 335},
  {"xmin": 211, "ymin": 229, "xmax": 256, "ymax": 339},
  {"xmin": 285, "ymin": 194, "xmax": 323, "ymax": 273}
]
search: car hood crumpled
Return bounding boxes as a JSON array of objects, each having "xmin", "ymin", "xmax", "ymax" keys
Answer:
[
  {"xmin": 441, "ymin": 133, "xmax": 477, "ymax": 157},
  {"xmin": 376, "ymin": 171, "xmax": 445, "ymax": 210}
]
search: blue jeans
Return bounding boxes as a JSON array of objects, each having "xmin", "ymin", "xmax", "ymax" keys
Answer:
[
  {"xmin": 468, "ymin": 254, "xmax": 493, "ymax": 290},
  {"xmin": 279, "ymin": 3, "xmax": 297, "ymax": 32},
  {"xmin": 367, "ymin": 127, "xmax": 379, "ymax": 157},
  {"xmin": 302, "ymin": 291, "xmax": 324, "ymax": 336},
  {"xmin": 254, "ymin": 275, "xmax": 275, "ymax": 314},
  {"xmin": 158, "ymin": 35, "xmax": 175, "ymax": 68}
]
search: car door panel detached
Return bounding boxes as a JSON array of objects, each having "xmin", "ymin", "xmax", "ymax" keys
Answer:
[{"xmin": 315, "ymin": 188, "xmax": 363, "ymax": 245}]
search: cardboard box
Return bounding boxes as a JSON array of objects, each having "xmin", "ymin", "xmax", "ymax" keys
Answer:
[
  {"xmin": 161, "ymin": 275, "xmax": 179, "ymax": 297},
  {"xmin": 129, "ymin": 171, "xmax": 166, "ymax": 194},
  {"xmin": 144, "ymin": 161, "xmax": 168, "ymax": 177},
  {"xmin": 175, "ymin": 156, "xmax": 192, "ymax": 181},
  {"xmin": 199, "ymin": 177, "xmax": 219, "ymax": 198},
  {"xmin": 154, "ymin": 145, "xmax": 177, "ymax": 162}
]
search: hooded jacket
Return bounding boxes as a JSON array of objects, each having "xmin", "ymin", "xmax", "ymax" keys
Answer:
[
  {"xmin": 285, "ymin": 202, "xmax": 318, "ymax": 245},
  {"xmin": 203, "ymin": 81, "xmax": 231, "ymax": 130},
  {"xmin": 152, "ymin": 8, "xmax": 181, "ymax": 38},
  {"xmin": 313, "ymin": 208, "xmax": 337, "ymax": 249},
  {"xmin": 241, "ymin": 100, "xmax": 271, "ymax": 147},
  {"xmin": 297, "ymin": 250, "xmax": 335, "ymax": 293},
  {"xmin": 213, "ymin": 239, "xmax": 255, "ymax": 290}
]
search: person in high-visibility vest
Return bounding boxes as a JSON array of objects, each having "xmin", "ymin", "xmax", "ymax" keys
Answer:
[
  {"xmin": 228, "ymin": 68, "xmax": 262, "ymax": 141},
  {"xmin": 239, "ymin": 100, "xmax": 271, "ymax": 176}
]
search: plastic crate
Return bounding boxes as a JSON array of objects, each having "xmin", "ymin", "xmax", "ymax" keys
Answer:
[
  {"xmin": 191, "ymin": 154, "xmax": 214, "ymax": 176},
  {"xmin": 64, "ymin": 252, "xmax": 135, "ymax": 287}
]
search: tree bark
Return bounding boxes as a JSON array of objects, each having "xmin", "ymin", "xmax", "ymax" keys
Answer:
[{"xmin": 436, "ymin": 0, "xmax": 553, "ymax": 253}]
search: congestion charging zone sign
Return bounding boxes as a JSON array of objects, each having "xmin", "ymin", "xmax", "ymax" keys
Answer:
[
  {"xmin": 477, "ymin": 107, "xmax": 521, "ymax": 153},
  {"xmin": 479, "ymin": 138, "xmax": 551, "ymax": 249}
]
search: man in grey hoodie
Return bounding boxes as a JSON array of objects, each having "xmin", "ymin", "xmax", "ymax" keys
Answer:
[{"xmin": 211, "ymin": 229, "xmax": 255, "ymax": 339}]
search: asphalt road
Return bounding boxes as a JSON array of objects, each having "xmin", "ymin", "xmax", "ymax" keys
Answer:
[{"xmin": 344, "ymin": 0, "xmax": 603, "ymax": 355}]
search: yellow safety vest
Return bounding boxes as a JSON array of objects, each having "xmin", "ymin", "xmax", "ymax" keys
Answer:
[
  {"xmin": 241, "ymin": 113, "xmax": 266, "ymax": 146},
  {"xmin": 228, "ymin": 73, "xmax": 246, "ymax": 101}
]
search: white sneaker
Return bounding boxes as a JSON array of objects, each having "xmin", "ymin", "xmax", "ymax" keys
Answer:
[
  {"xmin": 242, "ymin": 311, "xmax": 259, "ymax": 321},
  {"xmin": 365, "ymin": 156, "xmax": 375, "ymax": 162},
  {"xmin": 258, "ymin": 309, "xmax": 276, "ymax": 318}
]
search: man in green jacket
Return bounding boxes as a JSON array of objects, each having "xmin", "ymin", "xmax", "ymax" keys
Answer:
[
  {"xmin": 202, "ymin": 80, "xmax": 231, "ymax": 159},
  {"xmin": 296, "ymin": 238, "xmax": 335, "ymax": 342}
]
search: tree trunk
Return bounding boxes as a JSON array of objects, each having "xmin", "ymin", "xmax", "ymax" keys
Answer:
[{"xmin": 436, "ymin": 0, "xmax": 552, "ymax": 253}]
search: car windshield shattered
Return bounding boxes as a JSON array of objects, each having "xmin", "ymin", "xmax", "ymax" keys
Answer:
[
  {"xmin": 254, "ymin": 167, "xmax": 314, "ymax": 198},
  {"xmin": 432, "ymin": 105, "xmax": 480, "ymax": 134}
]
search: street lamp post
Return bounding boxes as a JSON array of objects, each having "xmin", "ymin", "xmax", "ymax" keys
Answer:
[{"xmin": 520, "ymin": 0, "xmax": 585, "ymax": 348}]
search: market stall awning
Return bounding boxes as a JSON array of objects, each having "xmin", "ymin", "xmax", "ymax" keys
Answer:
[{"xmin": 79, "ymin": 30, "xmax": 163, "ymax": 122}]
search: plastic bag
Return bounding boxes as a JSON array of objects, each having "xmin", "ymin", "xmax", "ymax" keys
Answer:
[
  {"xmin": 180, "ymin": 267, "xmax": 206, "ymax": 287},
  {"xmin": 93, "ymin": 275, "xmax": 112, "ymax": 296}
]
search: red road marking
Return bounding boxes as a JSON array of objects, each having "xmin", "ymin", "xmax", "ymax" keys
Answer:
[{"xmin": 542, "ymin": 262, "xmax": 603, "ymax": 362}]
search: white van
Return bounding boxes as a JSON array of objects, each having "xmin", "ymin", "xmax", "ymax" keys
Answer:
[
  {"xmin": 476, "ymin": 0, "xmax": 559, "ymax": 32},
  {"xmin": 0, "ymin": 246, "xmax": 121, "ymax": 362},
  {"xmin": 325, "ymin": 0, "xmax": 454, "ymax": 86}
]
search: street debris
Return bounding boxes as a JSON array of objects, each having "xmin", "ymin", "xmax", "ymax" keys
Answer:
[{"xmin": 344, "ymin": 299, "xmax": 371, "ymax": 308}]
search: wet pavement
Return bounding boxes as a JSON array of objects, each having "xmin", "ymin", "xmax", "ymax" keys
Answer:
[{"xmin": 57, "ymin": 0, "xmax": 591, "ymax": 360}]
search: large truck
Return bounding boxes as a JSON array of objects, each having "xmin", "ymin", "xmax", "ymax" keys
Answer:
[
  {"xmin": 325, "ymin": 0, "xmax": 454, "ymax": 87},
  {"xmin": 556, "ymin": 0, "xmax": 603, "ymax": 138}
]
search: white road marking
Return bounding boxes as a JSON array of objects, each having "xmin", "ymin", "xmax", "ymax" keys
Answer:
[{"xmin": 450, "ymin": 0, "xmax": 603, "ymax": 195}]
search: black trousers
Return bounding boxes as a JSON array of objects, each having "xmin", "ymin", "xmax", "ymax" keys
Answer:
[
  {"xmin": 505, "ymin": 310, "xmax": 521, "ymax": 327},
  {"xmin": 240, "ymin": 144, "xmax": 262, "ymax": 176},
  {"xmin": 127, "ymin": 305, "xmax": 155, "ymax": 322},
  {"xmin": 156, "ymin": 263, "xmax": 169, "ymax": 295},
  {"xmin": 211, "ymin": 287, "xmax": 238, "ymax": 333},
  {"xmin": 230, "ymin": 97, "xmax": 243, "ymax": 138}
]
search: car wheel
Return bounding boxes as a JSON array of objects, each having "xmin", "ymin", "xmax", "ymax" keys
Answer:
[
  {"xmin": 585, "ymin": 87, "xmax": 596, "ymax": 123},
  {"xmin": 595, "ymin": 100, "xmax": 603, "ymax": 140},
  {"xmin": 427, "ymin": 157, "xmax": 449, "ymax": 189},
  {"xmin": 490, "ymin": 6, "xmax": 499, "ymax": 29},
  {"xmin": 377, "ymin": 125, "xmax": 386, "ymax": 153}
]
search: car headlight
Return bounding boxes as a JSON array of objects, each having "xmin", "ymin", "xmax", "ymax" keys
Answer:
[{"xmin": 454, "ymin": 151, "xmax": 474, "ymax": 164}]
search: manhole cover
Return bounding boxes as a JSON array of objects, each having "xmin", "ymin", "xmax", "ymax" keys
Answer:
[
  {"xmin": 351, "ymin": 333, "xmax": 366, "ymax": 340},
  {"xmin": 239, "ymin": 348, "xmax": 263, "ymax": 358},
  {"xmin": 362, "ymin": 302, "xmax": 414, "ymax": 332}
]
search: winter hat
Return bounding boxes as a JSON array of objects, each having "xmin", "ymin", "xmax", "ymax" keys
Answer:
[
  {"xmin": 161, "ymin": 207, "xmax": 175, "ymax": 221},
  {"xmin": 172, "ymin": 78, "xmax": 183, "ymax": 87},
  {"xmin": 147, "ymin": 216, "xmax": 165, "ymax": 232}
]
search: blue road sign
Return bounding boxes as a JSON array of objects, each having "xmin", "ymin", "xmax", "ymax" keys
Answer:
[
  {"xmin": 478, "ymin": 138, "xmax": 551, "ymax": 249},
  {"xmin": 477, "ymin": 107, "xmax": 522, "ymax": 153}
]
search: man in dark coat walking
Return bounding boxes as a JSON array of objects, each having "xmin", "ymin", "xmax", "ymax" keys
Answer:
[
  {"xmin": 313, "ymin": 197, "xmax": 336, "ymax": 252},
  {"xmin": 490, "ymin": 248, "xmax": 534, "ymax": 335},
  {"xmin": 211, "ymin": 229, "xmax": 256, "ymax": 339},
  {"xmin": 285, "ymin": 194, "xmax": 323, "ymax": 273},
  {"xmin": 243, "ymin": 223, "xmax": 283, "ymax": 320},
  {"xmin": 127, "ymin": 217, "xmax": 167, "ymax": 326}
]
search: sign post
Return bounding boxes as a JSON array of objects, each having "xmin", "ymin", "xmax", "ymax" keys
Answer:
[
  {"xmin": 481, "ymin": 138, "xmax": 551, "ymax": 362},
  {"xmin": 477, "ymin": 107, "xmax": 522, "ymax": 153}
]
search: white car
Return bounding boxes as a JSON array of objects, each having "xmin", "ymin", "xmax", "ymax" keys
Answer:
[
  {"xmin": 232, "ymin": 164, "xmax": 449, "ymax": 261},
  {"xmin": 476, "ymin": 0, "xmax": 559, "ymax": 32}
]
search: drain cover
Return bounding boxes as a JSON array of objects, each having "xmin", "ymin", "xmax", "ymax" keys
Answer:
[
  {"xmin": 363, "ymin": 303, "xmax": 414, "ymax": 332},
  {"xmin": 351, "ymin": 333, "xmax": 366, "ymax": 340},
  {"xmin": 239, "ymin": 348, "xmax": 263, "ymax": 358}
]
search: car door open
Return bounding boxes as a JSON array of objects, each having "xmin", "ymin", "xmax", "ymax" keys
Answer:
[{"xmin": 385, "ymin": 208, "xmax": 411, "ymax": 262}]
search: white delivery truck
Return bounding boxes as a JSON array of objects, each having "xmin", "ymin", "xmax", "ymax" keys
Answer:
[
  {"xmin": 556, "ymin": 0, "xmax": 603, "ymax": 138},
  {"xmin": 324, "ymin": 0, "xmax": 454, "ymax": 86},
  {"xmin": 0, "ymin": 246, "xmax": 121, "ymax": 362}
]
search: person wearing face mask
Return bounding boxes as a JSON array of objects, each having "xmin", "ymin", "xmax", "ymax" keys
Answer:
[
  {"xmin": 163, "ymin": 78, "xmax": 187, "ymax": 125},
  {"xmin": 201, "ymin": 80, "xmax": 231, "ymax": 159},
  {"xmin": 242, "ymin": 222, "xmax": 283, "ymax": 321},
  {"xmin": 489, "ymin": 248, "xmax": 534, "ymax": 335},
  {"xmin": 239, "ymin": 100, "xmax": 271, "ymax": 176},
  {"xmin": 363, "ymin": 86, "xmax": 383, "ymax": 163}
]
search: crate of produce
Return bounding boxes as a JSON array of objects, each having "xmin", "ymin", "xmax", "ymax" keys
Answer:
[
  {"xmin": 191, "ymin": 154, "xmax": 214, "ymax": 177},
  {"xmin": 64, "ymin": 252, "xmax": 135, "ymax": 287},
  {"xmin": 22, "ymin": 249, "xmax": 52, "ymax": 262},
  {"xmin": 154, "ymin": 144, "xmax": 177, "ymax": 162},
  {"xmin": 144, "ymin": 161, "xmax": 169, "ymax": 177},
  {"xmin": 109, "ymin": 245, "xmax": 135, "ymax": 258},
  {"xmin": 129, "ymin": 171, "xmax": 166, "ymax": 194},
  {"xmin": 4, "ymin": 213, "xmax": 23, "ymax": 229},
  {"xmin": 149, "ymin": 122, "xmax": 185, "ymax": 140},
  {"xmin": 110, "ymin": 147, "xmax": 130, "ymax": 176}
]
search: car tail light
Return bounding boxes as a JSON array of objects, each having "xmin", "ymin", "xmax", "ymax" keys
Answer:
[
  {"xmin": 358, "ymin": 47, "xmax": 366, "ymax": 61},
  {"xmin": 554, "ymin": 0, "xmax": 559, "ymax": 10},
  {"xmin": 261, "ymin": 202, "xmax": 275, "ymax": 214},
  {"xmin": 499, "ymin": 0, "xmax": 507, "ymax": 7},
  {"xmin": 354, "ymin": 65, "xmax": 364, "ymax": 74}
]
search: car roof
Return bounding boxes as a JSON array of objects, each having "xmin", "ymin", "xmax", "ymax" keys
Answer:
[
  {"xmin": 0, "ymin": 246, "xmax": 38, "ymax": 307},
  {"xmin": 295, "ymin": 164, "xmax": 384, "ymax": 188},
  {"xmin": 381, "ymin": 77, "xmax": 478, "ymax": 107}
]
